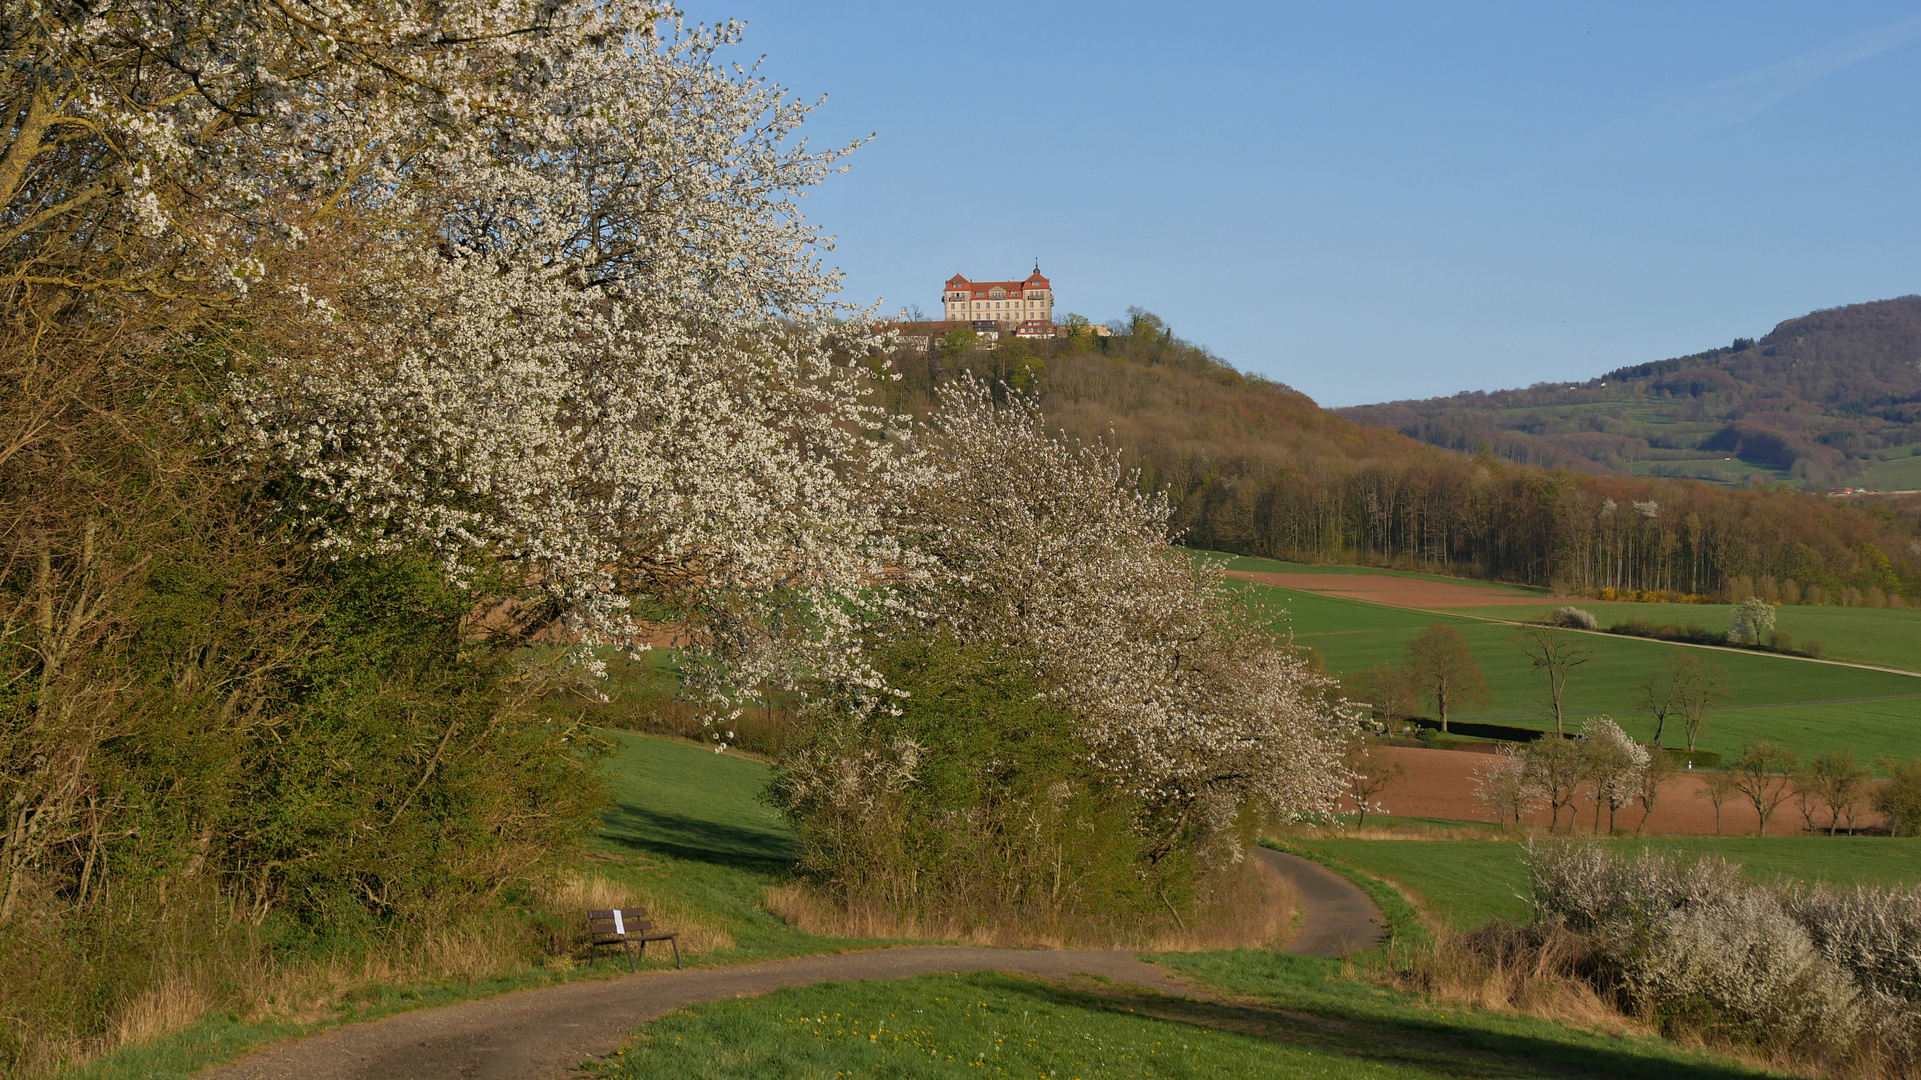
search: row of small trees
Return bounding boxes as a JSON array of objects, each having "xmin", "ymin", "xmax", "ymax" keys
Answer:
[
  {"xmin": 1470, "ymin": 720, "xmax": 1651, "ymax": 832},
  {"xmin": 1470, "ymin": 736, "xmax": 1921, "ymax": 837}
]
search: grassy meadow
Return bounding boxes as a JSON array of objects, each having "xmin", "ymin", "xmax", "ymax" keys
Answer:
[
  {"xmin": 1443, "ymin": 598, "xmax": 1921, "ymax": 674},
  {"xmin": 1199, "ymin": 549, "xmax": 1548, "ymax": 593},
  {"xmin": 584, "ymin": 739, "xmax": 1782, "ymax": 1080},
  {"xmin": 1292, "ymin": 837, "xmax": 1921, "ymax": 929},
  {"xmin": 590, "ymin": 958, "xmax": 1773, "ymax": 1080},
  {"xmin": 1213, "ymin": 555, "xmax": 1921, "ymax": 763},
  {"xmin": 1861, "ymin": 446, "xmax": 1921, "ymax": 491}
]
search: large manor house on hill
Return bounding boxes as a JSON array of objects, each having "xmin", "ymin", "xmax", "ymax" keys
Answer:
[
  {"xmin": 893, "ymin": 265, "xmax": 1106, "ymax": 350},
  {"xmin": 943, "ymin": 269, "xmax": 1055, "ymax": 336}
]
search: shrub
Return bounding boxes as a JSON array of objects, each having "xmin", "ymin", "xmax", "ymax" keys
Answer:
[
  {"xmin": 1874, "ymin": 760, "xmax": 1921, "ymax": 837},
  {"xmin": 1547, "ymin": 606, "xmax": 1598, "ymax": 630},
  {"xmin": 1524, "ymin": 845, "xmax": 1921, "ymax": 1071},
  {"xmin": 1784, "ymin": 883, "xmax": 1921, "ymax": 1004},
  {"xmin": 1622, "ymin": 889, "xmax": 1861, "ymax": 1051},
  {"xmin": 771, "ymin": 635, "xmax": 1193, "ymax": 941}
]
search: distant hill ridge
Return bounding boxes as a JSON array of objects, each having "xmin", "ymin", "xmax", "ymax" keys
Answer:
[{"xmin": 1338, "ymin": 296, "xmax": 1921, "ymax": 489}]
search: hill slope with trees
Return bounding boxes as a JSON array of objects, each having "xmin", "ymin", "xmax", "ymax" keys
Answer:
[
  {"xmin": 1337, "ymin": 296, "xmax": 1921, "ymax": 490},
  {"xmin": 881, "ymin": 311, "xmax": 1921, "ymax": 602}
]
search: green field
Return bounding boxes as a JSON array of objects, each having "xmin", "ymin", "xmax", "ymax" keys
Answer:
[
  {"xmin": 1294, "ymin": 837, "xmax": 1921, "ymax": 928},
  {"xmin": 1442, "ymin": 599, "xmax": 1921, "ymax": 674},
  {"xmin": 1628, "ymin": 456, "xmax": 1797, "ymax": 488},
  {"xmin": 1228, "ymin": 579, "xmax": 1921, "ymax": 761},
  {"xmin": 1861, "ymin": 447, "xmax": 1921, "ymax": 491},
  {"xmin": 594, "ymin": 949, "xmax": 1770, "ymax": 1080}
]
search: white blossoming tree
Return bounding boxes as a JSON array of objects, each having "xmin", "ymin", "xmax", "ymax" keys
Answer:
[
  {"xmin": 1580, "ymin": 716, "xmax": 1651, "ymax": 833},
  {"xmin": 1474, "ymin": 745, "xmax": 1544, "ymax": 825},
  {"xmin": 887, "ymin": 381, "xmax": 1357, "ymax": 857},
  {"xmin": 1728, "ymin": 596, "xmax": 1777, "ymax": 647},
  {"xmin": 8, "ymin": 2, "xmax": 898, "ymax": 701},
  {"xmin": 161, "ymin": 6, "xmax": 901, "ymax": 709}
]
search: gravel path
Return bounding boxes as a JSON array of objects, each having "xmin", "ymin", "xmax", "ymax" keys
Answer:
[
  {"xmin": 200, "ymin": 850, "xmax": 1382, "ymax": 1080},
  {"xmin": 1256, "ymin": 846, "xmax": 1386, "ymax": 957}
]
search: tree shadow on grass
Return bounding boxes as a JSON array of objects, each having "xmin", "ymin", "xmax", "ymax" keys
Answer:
[
  {"xmin": 599, "ymin": 802, "xmax": 798, "ymax": 875},
  {"xmin": 1005, "ymin": 975, "xmax": 1771, "ymax": 1080}
]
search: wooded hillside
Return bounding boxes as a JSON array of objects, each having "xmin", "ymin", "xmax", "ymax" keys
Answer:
[
  {"xmin": 1337, "ymin": 296, "xmax": 1921, "ymax": 490},
  {"xmin": 881, "ymin": 313, "xmax": 1921, "ymax": 601}
]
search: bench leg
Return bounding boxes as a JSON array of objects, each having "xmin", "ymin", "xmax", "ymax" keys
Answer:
[
  {"xmin": 621, "ymin": 940, "xmax": 635, "ymax": 973},
  {"xmin": 671, "ymin": 937, "xmax": 681, "ymax": 969}
]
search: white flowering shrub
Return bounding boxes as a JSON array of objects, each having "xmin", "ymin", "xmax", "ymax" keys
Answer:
[
  {"xmin": 1548, "ymin": 606, "xmax": 1598, "ymax": 630},
  {"xmin": 1624, "ymin": 889, "xmax": 1862, "ymax": 1050},
  {"xmin": 1785, "ymin": 883, "xmax": 1921, "ymax": 1004},
  {"xmin": 1530, "ymin": 844, "xmax": 1744, "ymax": 934},
  {"xmin": 770, "ymin": 383, "xmax": 1360, "ymax": 932},
  {"xmin": 1529, "ymin": 845, "xmax": 1921, "ymax": 1066}
]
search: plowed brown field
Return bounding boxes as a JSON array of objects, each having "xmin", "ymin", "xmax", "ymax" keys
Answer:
[{"xmin": 1347, "ymin": 746, "xmax": 1859, "ymax": 835}]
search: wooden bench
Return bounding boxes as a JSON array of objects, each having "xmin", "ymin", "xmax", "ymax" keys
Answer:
[{"xmin": 586, "ymin": 907, "xmax": 681, "ymax": 971}]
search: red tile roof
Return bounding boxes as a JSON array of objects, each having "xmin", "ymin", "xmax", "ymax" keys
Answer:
[{"xmin": 944, "ymin": 273, "xmax": 1052, "ymax": 298}]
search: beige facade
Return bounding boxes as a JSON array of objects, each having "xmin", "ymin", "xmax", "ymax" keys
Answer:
[{"xmin": 943, "ymin": 269, "xmax": 1054, "ymax": 330}]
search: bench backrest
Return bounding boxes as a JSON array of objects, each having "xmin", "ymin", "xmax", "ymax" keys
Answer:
[{"xmin": 587, "ymin": 907, "xmax": 653, "ymax": 939}]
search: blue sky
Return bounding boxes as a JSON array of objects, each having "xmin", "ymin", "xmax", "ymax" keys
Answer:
[{"xmin": 679, "ymin": 1, "xmax": 1921, "ymax": 406}]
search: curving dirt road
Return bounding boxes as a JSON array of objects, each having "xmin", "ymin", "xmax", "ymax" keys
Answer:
[{"xmin": 200, "ymin": 850, "xmax": 1381, "ymax": 1080}]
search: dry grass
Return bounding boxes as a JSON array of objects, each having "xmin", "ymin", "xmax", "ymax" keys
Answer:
[
  {"xmin": 1153, "ymin": 856, "xmax": 1298, "ymax": 952},
  {"xmin": 763, "ymin": 857, "xmax": 1297, "ymax": 953},
  {"xmin": 14, "ymin": 869, "xmax": 747, "ymax": 1078},
  {"xmin": 107, "ymin": 977, "xmax": 218, "ymax": 1051},
  {"xmin": 24, "ymin": 922, "xmax": 547, "ymax": 1077},
  {"xmin": 1391, "ymin": 922, "xmax": 1645, "ymax": 1039},
  {"xmin": 538, "ymin": 870, "xmax": 737, "ymax": 957},
  {"xmin": 1386, "ymin": 922, "xmax": 1900, "ymax": 1080}
]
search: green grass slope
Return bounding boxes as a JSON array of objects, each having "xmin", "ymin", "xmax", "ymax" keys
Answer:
[
  {"xmin": 1862, "ymin": 447, "xmax": 1921, "ymax": 490},
  {"xmin": 587, "ymin": 732, "xmax": 856, "ymax": 963},
  {"xmin": 1297, "ymin": 837, "xmax": 1921, "ymax": 928},
  {"xmin": 593, "ymin": 955, "xmax": 1774, "ymax": 1079}
]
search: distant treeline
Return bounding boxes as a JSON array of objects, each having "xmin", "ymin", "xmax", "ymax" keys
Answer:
[{"xmin": 878, "ymin": 312, "xmax": 1921, "ymax": 601}]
